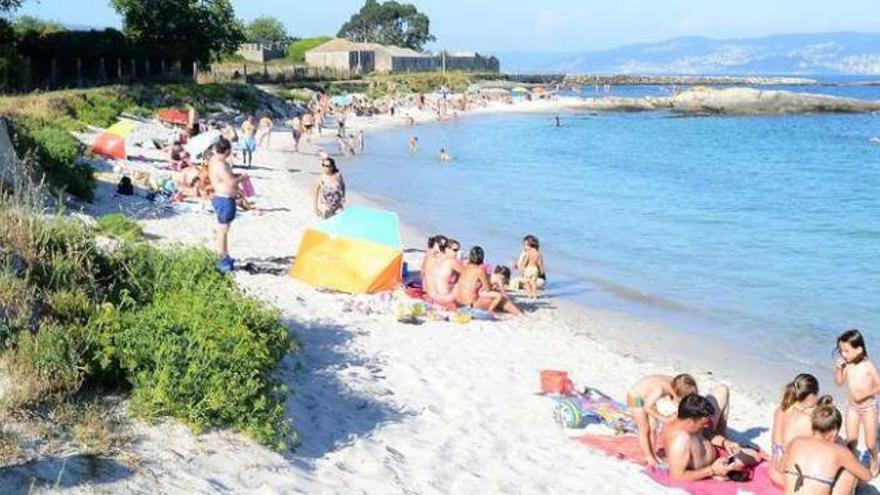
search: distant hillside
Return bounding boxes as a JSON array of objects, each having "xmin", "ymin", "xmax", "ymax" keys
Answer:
[{"xmin": 500, "ymin": 33, "xmax": 880, "ymax": 75}]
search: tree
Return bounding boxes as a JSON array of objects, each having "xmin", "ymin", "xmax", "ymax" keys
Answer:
[
  {"xmin": 338, "ymin": 0, "xmax": 434, "ymax": 51},
  {"xmin": 0, "ymin": 0, "xmax": 24, "ymax": 14},
  {"xmin": 245, "ymin": 15, "xmax": 287, "ymax": 43},
  {"xmin": 110, "ymin": 0, "xmax": 245, "ymax": 64},
  {"xmin": 13, "ymin": 15, "xmax": 64, "ymax": 35},
  {"xmin": 286, "ymin": 36, "xmax": 330, "ymax": 63}
]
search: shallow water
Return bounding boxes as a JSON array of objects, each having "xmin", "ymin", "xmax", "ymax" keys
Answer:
[{"xmin": 345, "ymin": 85, "xmax": 880, "ymax": 368}]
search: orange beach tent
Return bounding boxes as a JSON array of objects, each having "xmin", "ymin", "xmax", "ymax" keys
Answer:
[
  {"xmin": 90, "ymin": 121, "xmax": 135, "ymax": 160},
  {"xmin": 290, "ymin": 206, "xmax": 403, "ymax": 294}
]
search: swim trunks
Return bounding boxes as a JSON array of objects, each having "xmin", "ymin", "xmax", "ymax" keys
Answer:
[
  {"xmin": 243, "ymin": 136, "xmax": 256, "ymax": 152},
  {"xmin": 848, "ymin": 395, "xmax": 878, "ymax": 418},
  {"xmin": 212, "ymin": 196, "xmax": 236, "ymax": 224}
]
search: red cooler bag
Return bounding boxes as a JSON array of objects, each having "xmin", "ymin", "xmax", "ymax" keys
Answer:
[{"xmin": 541, "ymin": 370, "xmax": 573, "ymax": 395}]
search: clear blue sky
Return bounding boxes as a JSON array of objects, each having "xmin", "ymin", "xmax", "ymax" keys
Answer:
[{"xmin": 15, "ymin": 0, "xmax": 880, "ymax": 52}]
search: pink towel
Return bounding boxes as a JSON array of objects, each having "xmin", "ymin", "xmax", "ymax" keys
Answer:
[
  {"xmin": 576, "ymin": 434, "xmax": 779, "ymax": 495},
  {"xmin": 240, "ymin": 175, "xmax": 255, "ymax": 198}
]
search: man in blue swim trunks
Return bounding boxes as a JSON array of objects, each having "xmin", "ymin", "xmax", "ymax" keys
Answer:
[{"xmin": 208, "ymin": 137, "xmax": 237, "ymax": 272}]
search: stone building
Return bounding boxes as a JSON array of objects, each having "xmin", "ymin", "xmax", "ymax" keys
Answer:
[{"xmin": 305, "ymin": 38, "xmax": 499, "ymax": 74}]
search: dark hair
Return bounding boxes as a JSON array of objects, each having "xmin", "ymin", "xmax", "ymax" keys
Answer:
[
  {"xmin": 322, "ymin": 157, "xmax": 338, "ymax": 174},
  {"xmin": 811, "ymin": 396, "xmax": 841, "ymax": 434},
  {"xmin": 837, "ymin": 329, "xmax": 867, "ymax": 364},
  {"xmin": 494, "ymin": 265, "xmax": 511, "ymax": 284},
  {"xmin": 677, "ymin": 394, "xmax": 715, "ymax": 420},
  {"xmin": 524, "ymin": 235, "xmax": 540, "ymax": 249},
  {"xmin": 468, "ymin": 246, "xmax": 485, "ymax": 265},
  {"xmin": 428, "ymin": 235, "xmax": 442, "ymax": 249},
  {"xmin": 781, "ymin": 373, "xmax": 819, "ymax": 411},
  {"xmin": 213, "ymin": 137, "xmax": 231, "ymax": 155},
  {"xmin": 672, "ymin": 374, "xmax": 698, "ymax": 399},
  {"xmin": 448, "ymin": 238, "xmax": 460, "ymax": 250}
]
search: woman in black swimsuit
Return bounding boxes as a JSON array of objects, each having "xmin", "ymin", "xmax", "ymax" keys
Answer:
[{"xmin": 782, "ymin": 397, "xmax": 875, "ymax": 493}]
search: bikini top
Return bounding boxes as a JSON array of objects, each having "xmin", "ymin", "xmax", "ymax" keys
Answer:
[{"xmin": 785, "ymin": 464, "xmax": 840, "ymax": 492}]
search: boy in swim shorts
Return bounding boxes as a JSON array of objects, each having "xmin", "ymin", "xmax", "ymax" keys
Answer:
[
  {"xmin": 627, "ymin": 374, "xmax": 698, "ymax": 466},
  {"xmin": 208, "ymin": 137, "xmax": 237, "ymax": 273}
]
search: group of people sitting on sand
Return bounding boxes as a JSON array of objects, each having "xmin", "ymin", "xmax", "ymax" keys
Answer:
[
  {"xmin": 418, "ymin": 234, "xmax": 547, "ymax": 317},
  {"xmin": 625, "ymin": 329, "xmax": 880, "ymax": 494}
]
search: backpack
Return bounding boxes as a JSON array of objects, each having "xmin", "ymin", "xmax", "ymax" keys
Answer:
[{"xmin": 117, "ymin": 176, "xmax": 134, "ymax": 195}]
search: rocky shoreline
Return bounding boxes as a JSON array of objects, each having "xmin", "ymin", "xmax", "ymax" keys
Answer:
[{"xmin": 566, "ymin": 86, "xmax": 880, "ymax": 115}]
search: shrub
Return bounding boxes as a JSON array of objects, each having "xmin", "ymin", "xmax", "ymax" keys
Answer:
[
  {"xmin": 0, "ymin": 204, "xmax": 297, "ymax": 450},
  {"xmin": 92, "ymin": 246, "xmax": 295, "ymax": 449},
  {"xmin": 96, "ymin": 213, "xmax": 142, "ymax": 242},
  {"xmin": 7, "ymin": 117, "xmax": 93, "ymax": 201},
  {"xmin": 0, "ymin": 428, "xmax": 22, "ymax": 466}
]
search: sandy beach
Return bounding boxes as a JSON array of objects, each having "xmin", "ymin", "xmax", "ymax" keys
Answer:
[{"xmin": 3, "ymin": 98, "xmax": 865, "ymax": 494}]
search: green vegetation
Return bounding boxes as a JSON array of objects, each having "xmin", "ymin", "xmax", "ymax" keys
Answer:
[
  {"xmin": 286, "ymin": 36, "xmax": 332, "ymax": 64},
  {"xmin": 245, "ymin": 15, "xmax": 288, "ymax": 43},
  {"xmin": 339, "ymin": 0, "xmax": 434, "ymax": 51},
  {"xmin": 96, "ymin": 213, "xmax": 143, "ymax": 242},
  {"xmin": 0, "ymin": 199, "xmax": 298, "ymax": 451},
  {"xmin": 6, "ymin": 117, "xmax": 93, "ymax": 201},
  {"xmin": 111, "ymin": 0, "xmax": 244, "ymax": 65},
  {"xmin": 12, "ymin": 15, "xmax": 64, "ymax": 35}
]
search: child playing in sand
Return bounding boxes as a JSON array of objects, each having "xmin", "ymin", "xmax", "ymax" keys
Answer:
[
  {"xmin": 515, "ymin": 235, "xmax": 545, "ymax": 299},
  {"xmin": 834, "ymin": 329, "xmax": 880, "ymax": 471},
  {"xmin": 627, "ymin": 374, "xmax": 698, "ymax": 467}
]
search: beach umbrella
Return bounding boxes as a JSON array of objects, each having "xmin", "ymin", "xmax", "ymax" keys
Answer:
[
  {"xmin": 157, "ymin": 108, "xmax": 189, "ymax": 126},
  {"xmin": 184, "ymin": 130, "xmax": 221, "ymax": 158},
  {"xmin": 91, "ymin": 121, "xmax": 135, "ymax": 160},
  {"xmin": 290, "ymin": 205, "xmax": 403, "ymax": 294},
  {"xmin": 511, "ymin": 86, "xmax": 529, "ymax": 94},
  {"xmin": 331, "ymin": 95, "xmax": 353, "ymax": 106}
]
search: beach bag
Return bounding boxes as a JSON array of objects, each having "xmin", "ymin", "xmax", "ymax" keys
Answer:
[
  {"xmin": 240, "ymin": 174, "xmax": 255, "ymax": 197},
  {"xmin": 540, "ymin": 370, "xmax": 573, "ymax": 395},
  {"xmin": 117, "ymin": 176, "xmax": 134, "ymax": 195}
]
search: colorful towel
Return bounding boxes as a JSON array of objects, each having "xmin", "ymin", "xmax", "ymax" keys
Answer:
[
  {"xmin": 554, "ymin": 387, "xmax": 637, "ymax": 434},
  {"xmin": 576, "ymin": 434, "xmax": 779, "ymax": 495}
]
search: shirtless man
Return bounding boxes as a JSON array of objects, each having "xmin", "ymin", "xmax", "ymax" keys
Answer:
[
  {"xmin": 208, "ymin": 137, "xmax": 237, "ymax": 273},
  {"xmin": 665, "ymin": 394, "xmax": 751, "ymax": 481},
  {"xmin": 627, "ymin": 374, "xmax": 698, "ymax": 466}
]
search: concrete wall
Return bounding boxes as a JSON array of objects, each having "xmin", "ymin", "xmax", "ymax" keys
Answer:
[{"xmin": 238, "ymin": 43, "xmax": 287, "ymax": 63}]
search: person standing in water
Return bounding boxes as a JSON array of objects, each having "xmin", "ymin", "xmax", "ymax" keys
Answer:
[
  {"xmin": 409, "ymin": 136, "xmax": 419, "ymax": 152},
  {"xmin": 208, "ymin": 138, "xmax": 237, "ymax": 273}
]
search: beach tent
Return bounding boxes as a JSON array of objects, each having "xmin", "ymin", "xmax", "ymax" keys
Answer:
[
  {"xmin": 91, "ymin": 121, "xmax": 135, "ymax": 160},
  {"xmin": 290, "ymin": 205, "xmax": 403, "ymax": 294},
  {"xmin": 185, "ymin": 130, "xmax": 221, "ymax": 158},
  {"xmin": 157, "ymin": 108, "xmax": 189, "ymax": 126}
]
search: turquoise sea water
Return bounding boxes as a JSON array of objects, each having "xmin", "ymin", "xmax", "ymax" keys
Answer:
[{"xmin": 345, "ymin": 85, "xmax": 880, "ymax": 367}]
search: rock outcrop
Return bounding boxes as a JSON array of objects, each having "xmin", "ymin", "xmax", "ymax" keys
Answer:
[{"xmin": 567, "ymin": 87, "xmax": 880, "ymax": 115}]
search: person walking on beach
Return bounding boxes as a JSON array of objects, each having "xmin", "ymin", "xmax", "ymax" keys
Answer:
[
  {"xmin": 208, "ymin": 138, "xmax": 237, "ymax": 273},
  {"xmin": 241, "ymin": 115, "xmax": 257, "ymax": 167},
  {"xmin": 257, "ymin": 112, "xmax": 273, "ymax": 151},
  {"xmin": 313, "ymin": 157, "xmax": 345, "ymax": 219},
  {"xmin": 290, "ymin": 116, "xmax": 303, "ymax": 153},
  {"xmin": 302, "ymin": 111, "xmax": 315, "ymax": 142}
]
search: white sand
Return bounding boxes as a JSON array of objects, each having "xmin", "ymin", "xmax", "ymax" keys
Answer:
[{"xmin": 11, "ymin": 99, "xmax": 875, "ymax": 494}]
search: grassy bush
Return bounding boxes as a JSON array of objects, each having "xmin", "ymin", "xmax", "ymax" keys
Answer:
[
  {"xmin": 286, "ymin": 36, "xmax": 332, "ymax": 64},
  {"xmin": 96, "ymin": 213, "xmax": 143, "ymax": 242},
  {"xmin": 367, "ymin": 71, "xmax": 478, "ymax": 96},
  {"xmin": 7, "ymin": 117, "xmax": 93, "ymax": 201},
  {"xmin": 0, "ymin": 205, "xmax": 297, "ymax": 450}
]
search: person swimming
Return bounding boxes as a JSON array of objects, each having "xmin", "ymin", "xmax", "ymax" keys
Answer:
[
  {"xmin": 409, "ymin": 136, "xmax": 419, "ymax": 152},
  {"xmin": 440, "ymin": 148, "xmax": 452, "ymax": 162}
]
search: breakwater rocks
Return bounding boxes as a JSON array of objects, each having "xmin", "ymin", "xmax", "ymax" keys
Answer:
[
  {"xmin": 568, "ymin": 87, "xmax": 880, "ymax": 115},
  {"xmin": 561, "ymin": 74, "xmax": 817, "ymax": 86}
]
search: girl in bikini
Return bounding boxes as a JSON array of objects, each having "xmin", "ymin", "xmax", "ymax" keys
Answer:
[
  {"xmin": 515, "ymin": 235, "xmax": 545, "ymax": 299},
  {"xmin": 834, "ymin": 329, "xmax": 880, "ymax": 473},
  {"xmin": 770, "ymin": 374, "xmax": 821, "ymax": 487},
  {"xmin": 781, "ymin": 397, "xmax": 875, "ymax": 494},
  {"xmin": 452, "ymin": 247, "xmax": 521, "ymax": 316}
]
